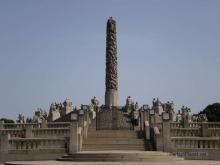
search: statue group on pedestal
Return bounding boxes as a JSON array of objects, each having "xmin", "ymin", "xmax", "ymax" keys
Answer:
[{"xmin": 125, "ymin": 96, "xmax": 140, "ymax": 126}]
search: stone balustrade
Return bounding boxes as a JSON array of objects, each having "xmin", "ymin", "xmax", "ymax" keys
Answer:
[
  {"xmin": 170, "ymin": 122, "xmax": 220, "ymax": 138},
  {"xmin": 170, "ymin": 122, "xmax": 214, "ymax": 129},
  {"xmin": 170, "ymin": 128, "xmax": 200, "ymax": 137},
  {"xmin": 0, "ymin": 129, "xmax": 25, "ymax": 138},
  {"xmin": 0, "ymin": 127, "xmax": 70, "ymax": 139},
  {"xmin": 170, "ymin": 122, "xmax": 182, "ymax": 128},
  {"xmin": 1, "ymin": 122, "xmax": 71, "ymax": 130},
  {"xmin": 189, "ymin": 122, "xmax": 202, "ymax": 128},
  {"xmin": 47, "ymin": 122, "xmax": 70, "ymax": 128},
  {"xmin": 207, "ymin": 122, "xmax": 220, "ymax": 128},
  {"xmin": 32, "ymin": 128, "xmax": 70, "ymax": 138},
  {"xmin": 209, "ymin": 128, "xmax": 220, "ymax": 137},
  {"xmin": 3, "ymin": 123, "xmax": 41, "ymax": 129},
  {"xmin": 8, "ymin": 137, "xmax": 67, "ymax": 152},
  {"xmin": 171, "ymin": 137, "xmax": 220, "ymax": 149}
]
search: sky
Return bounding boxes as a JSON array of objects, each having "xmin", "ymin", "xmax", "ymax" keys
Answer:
[{"xmin": 0, "ymin": 0, "xmax": 220, "ymax": 120}]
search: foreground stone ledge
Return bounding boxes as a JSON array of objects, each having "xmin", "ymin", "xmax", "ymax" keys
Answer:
[{"xmin": 4, "ymin": 160, "xmax": 220, "ymax": 165}]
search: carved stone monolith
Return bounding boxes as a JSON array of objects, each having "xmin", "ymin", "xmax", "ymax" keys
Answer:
[{"xmin": 105, "ymin": 17, "xmax": 119, "ymax": 107}]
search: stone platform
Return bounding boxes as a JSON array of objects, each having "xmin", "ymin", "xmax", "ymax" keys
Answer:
[{"xmin": 4, "ymin": 160, "xmax": 220, "ymax": 165}]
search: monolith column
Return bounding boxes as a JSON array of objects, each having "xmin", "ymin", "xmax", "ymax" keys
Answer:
[{"xmin": 105, "ymin": 17, "xmax": 119, "ymax": 107}]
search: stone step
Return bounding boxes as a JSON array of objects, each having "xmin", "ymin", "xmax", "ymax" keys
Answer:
[
  {"xmin": 82, "ymin": 144, "xmax": 145, "ymax": 150},
  {"xmin": 57, "ymin": 151, "xmax": 184, "ymax": 162},
  {"xmin": 82, "ymin": 148, "xmax": 146, "ymax": 151},
  {"xmin": 82, "ymin": 145, "xmax": 146, "ymax": 151},
  {"xmin": 87, "ymin": 135, "xmax": 138, "ymax": 139},
  {"xmin": 87, "ymin": 132, "xmax": 139, "ymax": 138},
  {"xmin": 84, "ymin": 140, "xmax": 145, "ymax": 145},
  {"xmin": 88, "ymin": 130, "xmax": 137, "ymax": 133},
  {"xmin": 85, "ymin": 138, "xmax": 144, "ymax": 141},
  {"xmin": 88, "ymin": 129, "xmax": 136, "ymax": 133},
  {"xmin": 83, "ymin": 145, "xmax": 146, "ymax": 149},
  {"xmin": 84, "ymin": 129, "xmax": 145, "ymax": 151},
  {"xmin": 85, "ymin": 137, "xmax": 143, "ymax": 140}
]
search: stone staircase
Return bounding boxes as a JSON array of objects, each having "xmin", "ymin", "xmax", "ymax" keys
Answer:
[
  {"xmin": 82, "ymin": 130, "xmax": 146, "ymax": 151},
  {"xmin": 57, "ymin": 117, "xmax": 183, "ymax": 162},
  {"xmin": 57, "ymin": 151, "xmax": 184, "ymax": 162}
]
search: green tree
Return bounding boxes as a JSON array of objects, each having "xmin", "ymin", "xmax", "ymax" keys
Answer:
[
  {"xmin": 199, "ymin": 103, "xmax": 220, "ymax": 122},
  {"xmin": 0, "ymin": 118, "xmax": 15, "ymax": 123}
]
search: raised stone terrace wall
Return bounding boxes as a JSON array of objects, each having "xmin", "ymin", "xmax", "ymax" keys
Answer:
[
  {"xmin": 0, "ymin": 110, "xmax": 92, "ymax": 163},
  {"xmin": 150, "ymin": 121, "xmax": 220, "ymax": 160},
  {"xmin": 0, "ymin": 120, "xmax": 88, "ymax": 163}
]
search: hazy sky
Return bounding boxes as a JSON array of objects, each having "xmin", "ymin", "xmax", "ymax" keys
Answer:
[{"xmin": 0, "ymin": 0, "xmax": 220, "ymax": 120}]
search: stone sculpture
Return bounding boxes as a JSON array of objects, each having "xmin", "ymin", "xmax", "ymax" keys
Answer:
[
  {"xmin": 164, "ymin": 101, "xmax": 176, "ymax": 121},
  {"xmin": 17, "ymin": 114, "xmax": 25, "ymax": 123},
  {"xmin": 26, "ymin": 117, "xmax": 33, "ymax": 123},
  {"xmin": 152, "ymin": 98, "xmax": 163, "ymax": 115},
  {"xmin": 105, "ymin": 17, "xmax": 119, "ymax": 106},
  {"xmin": 198, "ymin": 114, "xmax": 208, "ymax": 122},
  {"xmin": 181, "ymin": 106, "xmax": 191, "ymax": 127},
  {"xmin": 48, "ymin": 102, "xmax": 61, "ymax": 122},
  {"xmin": 134, "ymin": 102, "xmax": 139, "ymax": 111},
  {"xmin": 60, "ymin": 98, "xmax": 73, "ymax": 116},
  {"xmin": 91, "ymin": 96, "xmax": 100, "ymax": 107},
  {"xmin": 33, "ymin": 108, "xmax": 47, "ymax": 123},
  {"xmin": 176, "ymin": 110, "xmax": 182, "ymax": 122},
  {"xmin": 125, "ymin": 96, "xmax": 134, "ymax": 113}
]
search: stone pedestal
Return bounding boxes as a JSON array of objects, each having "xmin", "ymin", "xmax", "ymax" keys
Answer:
[{"xmin": 105, "ymin": 89, "xmax": 119, "ymax": 107}]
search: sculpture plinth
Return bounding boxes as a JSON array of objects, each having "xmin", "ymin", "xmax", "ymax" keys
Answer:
[{"xmin": 105, "ymin": 17, "xmax": 119, "ymax": 107}]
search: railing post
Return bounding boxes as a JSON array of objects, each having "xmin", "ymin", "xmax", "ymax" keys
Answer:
[
  {"xmin": 78, "ymin": 127, "xmax": 83, "ymax": 151},
  {"xmin": 144, "ymin": 121, "xmax": 150, "ymax": 140},
  {"xmin": 83, "ymin": 110, "xmax": 88, "ymax": 139},
  {"xmin": 162, "ymin": 121, "xmax": 172, "ymax": 152},
  {"xmin": 140, "ymin": 111, "xmax": 144, "ymax": 131},
  {"xmin": 69, "ymin": 122, "xmax": 79, "ymax": 154},
  {"xmin": 201, "ymin": 122, "xmax": 210, "ymax": 137},
  {"xmin": 0, "ymin": 120, "xmax": 4, "ymax": 129},
  {"xmin": 0, "ymin": 134, "xmax": 10, "ymax": 154},
  {"xmin": 153, "ymin": 127, "xmax": 163, "ymax": 151},
  {"xmin": 83, "ymin": 120, "xmax": 87, "ymax": 140},
  {"xmin": 41, "ymin": 120, "xmax": 47, "ymax": 128},
  {"xmin": 25, "ymin": 125, "xmax": 33, "ymax": 138}
]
